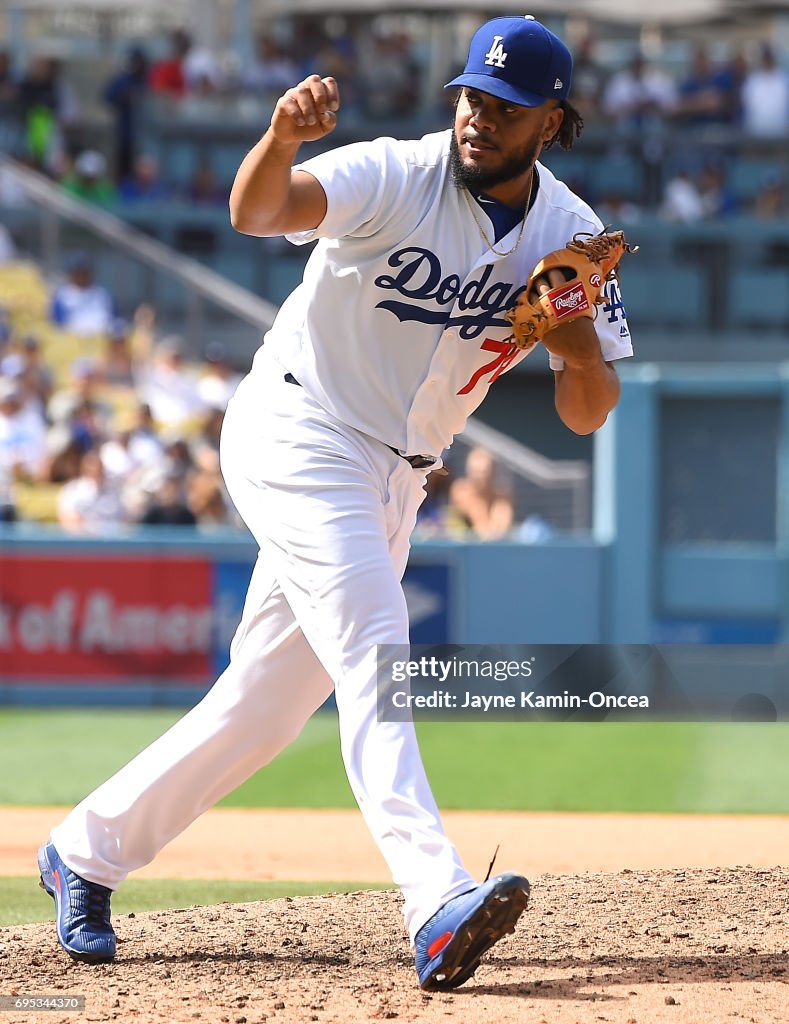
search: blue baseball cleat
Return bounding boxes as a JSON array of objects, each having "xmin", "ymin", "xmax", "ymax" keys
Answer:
[
  {"xmin": 415, "ymin": 872, "xmax": 530, "ymax": 990},
  {"xmin": 38, "ymin": 842, "xmax": 116, "ymax": 963}
]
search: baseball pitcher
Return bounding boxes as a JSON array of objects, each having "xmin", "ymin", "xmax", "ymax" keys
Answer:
[{"xmin": 39, "ymin": 15, "xmax": 633, "ymax": 990}]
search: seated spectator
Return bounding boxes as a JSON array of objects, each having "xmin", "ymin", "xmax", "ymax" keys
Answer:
[
  {"xmin": 242, "ymin": 36, "xmax": 299, "ymax": 96},
  {"xmin": 98, "ymin": 318, "xmax": 137, "ymax": 387},
  {"xmin": 675, "ymin": 45, "xmax": 732, "ymax": 127},
  {"xmin": 0, "ymin": 350, "xmax": 23, "ymax": 377},
  {"xmin": 139, "ymin": 469, "xmax": 196, "ymax": 526},
  {"xmin": 48, "ymin": 357, "xmax": 114, "ymax": 444},
  {"xmin": 0, "ymin": 376, "xmax": 47, "ymax": 521},
  {"xmin": 65, "ymin": 396, "xmax": 110, "ymax": 456},
  {"xmin": 57, "ymin": 448, "xmax": 126, "ymax": 534},
  {"xmin": 188, "ymin": 162, "xmax": 228, "ymax": 205},
  {"xmin": 358, "ymin": 31, "xmax": 418, "ymax": 118},
  {"xmin": 138, "ymin": 336, "xmax": 205, "ymax": 428},
  {"xmin": 0, "ymin": 335, "xmax": 52, "ymax": 411},
  {"xmin": 0, "ymin": 354, "xmax": 48, "ymax": 432},
  {"xmin": 118, "ymin": 154, "xmax": 170, "ymax": 202},
  {"xmin": 197, "ymin": 342, "xmax": 242, "ymax": 411},
  {"xmin": 754, "ymin": 172, "xmax": 786, "ymax": 220},
  {"xmin": 43, "ymin": 425, "xmax": 84, "ymax": 484},
  {"xmin": 603, "ymin": 54, "xmax": 676, "ymax": 130},
  {"xmin": 188, "ymin": 467, "xmax": 231, "ymax": 527},
  {"xmin": 193, "ymin": 406, "xmax": 225, "ymax": 460},
  {"xmin": 126, "ymin": 402, "xmax": 164, "ymax": 465},
  {"xmin": 596, "ymin": 191, "xmax": 641, "ymax": 225},
  {"xmin": 741, "ymin": 45, "xmax": 789, "ymax": 137},
  {"xmin": 183, "ymin": 45, "xmax": 222, "ymax": 96},
  {"xmin": 19, "ymin": 335, "xmax": 53, "ymax": 410},
  {"xmin": 50, "ymin": 254, "xmax": 115, "ymax": 336},
  {"xmin": 99, "ymin": 403, "xmax": 164, "ymax": 518},
  {"xmin": 149, "ymin": 29, "xmax": 191, "ymax": 98},
  {"xmin": 302, "ymin": 28, "xmax": 359, "ymax": 111},
  {"xmin": 571, "ymin": 36, "xmax": 606, "ymax": 123},
  {"xmin": 61, "ymin": 150, "xmax": 116, "ymax": 206},
  {"xmin": 660, "ymin": 170, "xmax": 704, "ymax": 223},
  {"xmin": 162, "ymin": 433, "xmax": 195, "ymax": 479},
  {"xmin": 447, "ymin": 447, "xmax": 514, "ymax": 541},
  {"xmin": 697, "ymin": 162, "xmax": 737, "ymax": 218}
]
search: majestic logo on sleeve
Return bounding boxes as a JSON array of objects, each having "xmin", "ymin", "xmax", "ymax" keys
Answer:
[
  {"xmin": 484, "ymin": 35, "xmax": 508, "ymax": 67},
  {"xmin": 374, "ymin": 247, "xmax": 524, "ymax": 340}
]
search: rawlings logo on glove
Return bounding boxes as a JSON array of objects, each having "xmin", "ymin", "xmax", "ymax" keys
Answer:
[
  {"xmin": 505, "ymin": 229, "xmax": 638, "ymax": 350},
  {"xmin": 551, "ymin": 282, "xmax": 589, "ymax": 316}
]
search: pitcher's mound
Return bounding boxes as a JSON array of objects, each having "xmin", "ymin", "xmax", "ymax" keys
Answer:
[{"xmin": 5, "ymin": 868, "xmax": 788, "ymax": 1024}]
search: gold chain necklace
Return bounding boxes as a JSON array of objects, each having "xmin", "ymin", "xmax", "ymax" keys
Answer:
[{"xmin": 463, "ymin": 170, "xmax": 533, "ymax": 258}]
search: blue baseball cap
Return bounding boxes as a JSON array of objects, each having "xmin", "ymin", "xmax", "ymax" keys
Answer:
[{"xmin": 445, "ymin": 16, "xmax": 572, "ymax": 107}]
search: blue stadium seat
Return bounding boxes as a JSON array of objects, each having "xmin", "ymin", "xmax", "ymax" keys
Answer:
[
  {"xmin": 213, "ymin": 146, "xmax": 251, "ymax": 187},
  {"xmin": 538, "ymin": 153, "xmax": 589, "ymax": 193},
  {"xmin": 617, "ymin": 264, "xmax": 708, "ymax": 328},
  {"xmin": 728, "ymin": 159, "xmax": 785, "ymax": 201},
  {"xmin": 163, "ymin": 143, "xmax": 197, "ymax": 187},
  {"xmin": 210, "ymin": 252, "xmax": 261, "ymax": 293},
  {"xmin": 588, "ymin": 156, "xmax": 644, "ymax": 201},
  {"xmin": 728, "ymin": 268, "xmax": 789, "ymax": 327},
  {"xmin": 265, "ymin": 258, "xmax": 308, "ymax": 305}
]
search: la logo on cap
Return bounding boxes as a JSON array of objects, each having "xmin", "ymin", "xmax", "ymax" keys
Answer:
[{"xmin": 484, "ymin": 34, "xmax": 507, "ymax": 68}]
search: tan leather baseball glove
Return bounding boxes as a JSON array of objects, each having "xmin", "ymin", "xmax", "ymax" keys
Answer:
[{"xmin": 506, "ymin": 230, "xmax": 638, "ymax": 350}]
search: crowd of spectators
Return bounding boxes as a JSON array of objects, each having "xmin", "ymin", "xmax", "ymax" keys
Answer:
[
  {"xmin": 0, "ymin": 263, "xmax": 243, "ymax": 534},
  {"xmin": 0, "ymin": 25, "xmax": 787, "ymax": 193},
  {"xmin": 0, "ymin": 244, "xmax": 543, "ymax": 539}
]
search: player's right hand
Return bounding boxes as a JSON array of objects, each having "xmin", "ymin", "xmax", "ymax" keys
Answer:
[{"xmin": 270, "ymin": 75, "xmax": 339, "ymax": 144}]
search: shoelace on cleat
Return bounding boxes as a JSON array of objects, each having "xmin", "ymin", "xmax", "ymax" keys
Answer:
[
  {"xmin": 70, "ymin": 876, "xmax": 112, "ymax": 926},
  {"xmin": 85, "ymin": 887, "xmax": 111, "ymax": 925}
]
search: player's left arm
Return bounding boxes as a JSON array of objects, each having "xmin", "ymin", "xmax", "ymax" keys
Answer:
[
  {"xmin": 549, "ymin": 318, "xmax": 621, "ymax": 434},
  {"xmin": 531, "ymin": 269, "xmax": 621, "ymax": 434}
]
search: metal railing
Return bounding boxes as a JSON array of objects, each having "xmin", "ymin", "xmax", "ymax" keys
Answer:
[{"xmin": 0, "ymin": 153, "xmax": 277, "ymax": 353}]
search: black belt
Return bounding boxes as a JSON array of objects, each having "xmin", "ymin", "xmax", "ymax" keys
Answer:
[
  {"xmin": 284, "ymin": 372, "xmax": 438, "ymax": 470},
  {"xmin": 389, "ymin": 450, "xmax": 438, "ymax": 469}
]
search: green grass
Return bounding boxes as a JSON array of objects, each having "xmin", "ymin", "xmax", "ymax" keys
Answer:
[
  {"xmin": 0, "ymin": 877, "xmax": 385, "ymax": 927},
  {"xmin": 1, "ymin": 710, "xmax": 788, "ymax": 814}
]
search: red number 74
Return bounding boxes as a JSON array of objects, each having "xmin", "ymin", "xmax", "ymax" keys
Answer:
[{"xmin": 457, "ymin": 337, "xmax": 519, "ymax": 396}]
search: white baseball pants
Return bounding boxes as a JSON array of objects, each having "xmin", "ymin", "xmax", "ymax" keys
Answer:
[{"xmin": 51, "ymin": 349, "xmax": 474, "ymax": 941}]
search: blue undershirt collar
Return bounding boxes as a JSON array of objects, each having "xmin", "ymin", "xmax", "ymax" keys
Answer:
[{"xmin": 469, "ymin": 167, "xmax": 540, "ymax": 244}]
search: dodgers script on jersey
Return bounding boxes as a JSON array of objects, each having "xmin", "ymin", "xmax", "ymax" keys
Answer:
[{"xmin": 256, "ymin": 129, "xmax": 633, "ymax": 457}]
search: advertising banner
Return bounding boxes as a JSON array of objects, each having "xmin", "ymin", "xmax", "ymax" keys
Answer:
[{"xmin": 0, "ymin": 555, "xmax": 212, "ymax": 683}]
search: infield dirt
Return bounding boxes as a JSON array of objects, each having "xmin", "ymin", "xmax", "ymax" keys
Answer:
[
  {"xmin": 3, "ymin": 809, "xmax": 789, "ymax": 1022},
  {"xmin": 2, "ymin": 868, "xmax": 788, "ymax": 1024}
]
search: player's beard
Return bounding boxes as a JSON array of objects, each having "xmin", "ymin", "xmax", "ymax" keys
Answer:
[{"xmin": 449, "ymin": 130, "xmax": 540, "ymax": 194}]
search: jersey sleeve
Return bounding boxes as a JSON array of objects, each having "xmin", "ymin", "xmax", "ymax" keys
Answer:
[{"xmin": 285, "ymin": 137, "xmax": 406, "ymax": 246}]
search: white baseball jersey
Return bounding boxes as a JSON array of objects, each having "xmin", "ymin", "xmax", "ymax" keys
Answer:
[{"xmin": 259, "ymin": 129, "xmax": 633, "ymax": 457}]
